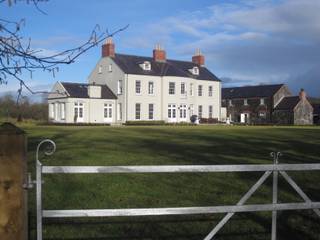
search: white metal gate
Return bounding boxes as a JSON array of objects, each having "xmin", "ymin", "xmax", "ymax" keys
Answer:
[{"xmin": 31, "ymin": 140, "xmax": 320, "ymax": 240}]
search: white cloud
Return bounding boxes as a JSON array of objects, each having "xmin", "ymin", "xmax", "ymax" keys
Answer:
[{"xmin": 125, "ymin": 0, "xmax": 320, "ymax": 96}]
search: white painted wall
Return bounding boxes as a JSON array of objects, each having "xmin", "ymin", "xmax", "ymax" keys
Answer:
[
  {"xmin": 49, "ymin": 56, "xmax": 222, "ymax": 124},
  {"xmin": 88, "ymin": 57, "xmax": 126, "ymax": 123},
  {"xmin": 48, "ymin": 98, "xmax": 117, "ymax": 124}
]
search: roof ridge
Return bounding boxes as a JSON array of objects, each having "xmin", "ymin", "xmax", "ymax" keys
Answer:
[
  {"xmin": 115, "ymin": 53, "xmax": 199, "ymax": 65},
  {"xmin": 223, "ymin": 84, "xmax": 284, "ymax": 89}
]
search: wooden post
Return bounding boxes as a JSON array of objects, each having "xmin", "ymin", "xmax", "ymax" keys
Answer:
[{"xmin": 0, "ymin": 122, "xmax": 28, "ymax": 240}]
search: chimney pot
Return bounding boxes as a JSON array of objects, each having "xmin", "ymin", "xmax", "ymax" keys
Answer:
[
  {"xmin": 299, "ymin": 88, "xmax": 306, "ymax": 100},
  {"xmin": 192, "ymin": 49, "xmax": 205, "ymax": 66},
  {"xmin": 102, "ymin": 37, "xmax": 115, "ymax": 58},
  {"xmin": 153, "ymin": 44, "xmax": 166, "ymax": 62}
]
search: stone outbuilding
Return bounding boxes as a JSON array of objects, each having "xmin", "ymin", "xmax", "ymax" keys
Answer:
[{"xmin": 273, "ymin": 89, "xmax": 313, "ymax": 125}]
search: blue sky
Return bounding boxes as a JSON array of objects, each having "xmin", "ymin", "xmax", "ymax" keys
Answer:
[{"xmin": 1, "ymin": 0, "xmax": 320, "ymax": 98}]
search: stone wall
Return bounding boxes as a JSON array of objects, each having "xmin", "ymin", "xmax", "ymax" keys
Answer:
[{"xmin": 294, "ymin": 100, "xmax": 314, "ymax": 125}]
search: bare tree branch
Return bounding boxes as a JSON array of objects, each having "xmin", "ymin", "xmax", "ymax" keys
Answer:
[{"xmin": 0, "ymin": 0, "xmax": 129, "ymax": 103}]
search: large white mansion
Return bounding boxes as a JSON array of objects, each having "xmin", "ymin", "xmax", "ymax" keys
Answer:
[{"xmin": 48, "ymin": 39, "xmax": 222, "ymax": 124}]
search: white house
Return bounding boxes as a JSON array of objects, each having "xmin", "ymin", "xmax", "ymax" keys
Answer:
[{"xmin": 48, "ymin": 38, "xmax": 222, "ymax": 124}]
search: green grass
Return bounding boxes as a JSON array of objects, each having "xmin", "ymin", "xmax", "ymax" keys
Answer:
[{"xmin": 15, "ymin": 123, "xmax": 320, "ymax": 239}]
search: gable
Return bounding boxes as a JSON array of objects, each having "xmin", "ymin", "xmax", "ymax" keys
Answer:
[{"xmin": 48, "ymin": 82, "xmax": 68, "ymax": 99}]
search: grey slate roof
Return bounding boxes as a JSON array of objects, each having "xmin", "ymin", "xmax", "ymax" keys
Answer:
[
  {"xmin": 61, "ymin": 82, "xmax": 117, "ymax": 99},
  {"xmin": 111, "ymin": 54, "xmax": 221, "ymax": 81},
  {"xmin": 274, "ymin": 96, "xmax": 300, "ymax": 111},
  {"xmin": 222, "ymin": 84, "xmax": 284, "ymax": 99}
]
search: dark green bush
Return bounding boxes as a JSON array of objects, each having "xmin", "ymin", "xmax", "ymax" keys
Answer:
[{"xmin": 125, "ymin": 120, "xmax": 166, "ymax": 126}]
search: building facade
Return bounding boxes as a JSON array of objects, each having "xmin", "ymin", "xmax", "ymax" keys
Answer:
[
  {"xmin": 222, "ymin": 84, "xmax": 291, "ymax": 124},
  {"xmin": 273, "ymin": 90, "xmax": 313, "ymax": 125},
  {"xmin": 48, "ymin": 39, "xmax": 222, "ymax": 124},
  {"xmin": 222, "ymin": 85, "xmax": 313, "ymax": 125}
]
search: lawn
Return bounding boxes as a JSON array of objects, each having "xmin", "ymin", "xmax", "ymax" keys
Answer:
[{"xmin": 17, "ymin": 123, "xmax": 320, "ymax": 239}]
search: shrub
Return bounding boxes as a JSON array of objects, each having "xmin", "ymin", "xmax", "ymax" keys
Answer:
[
  {"xmin": 125, "ymin": 120, "xmax": 166, "ymax": 126},
  {"xmin": 190, "ymin": 115, "xmax": 197, "ymax": 123},
  {"xmin": 200, "ymin": 118, "xmax": 219, "ymax": 124}
]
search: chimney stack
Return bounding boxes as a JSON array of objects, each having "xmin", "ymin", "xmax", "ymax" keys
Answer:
[
  {"xmin": 153, "ymin": 44, "xmax": 166, "ymax": 62},
  {"xmin": 102, "ymin": 37, "xmax": 115, "ymax": 58},
  {"xmin": 299, "ymin": 88, "xmax": 307, "ymax": 100},
  {"xmin": 192, "ymin": 49, "xmax": 205, "ymax": 66}
]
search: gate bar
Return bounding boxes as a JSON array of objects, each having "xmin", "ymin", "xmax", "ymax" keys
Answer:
[
  {"xmin": 43, "ymin": 202, "xmax": 320, "ymax": 218},
  {"xmin": 42, "ymin": 164, "xmax": 320, "ymax": 174},
  {"xmin": 280, "ymin": 171, "xmax": 320, "ymax": 218},
  {"xmin": 204, "ymin": 171, "xmax": 272, "ymax": 240}
]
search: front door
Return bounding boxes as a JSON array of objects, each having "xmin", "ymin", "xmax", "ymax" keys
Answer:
[{"xmin": 240, "ymin": 113, "xmax": 250, "ymax": 123}]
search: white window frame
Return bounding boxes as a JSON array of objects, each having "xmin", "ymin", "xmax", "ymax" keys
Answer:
[
  {"xmin": 179, "ymin": 104, "xmax": 187, "ymax": 121},
  {"xmin": 148, "ymin": 81, "xmax": 154, "ymax": 95},
  {"xmin": 168, "ymin": 104, "xmax": 177, "ymax": 122},
  {"xmin": 198, "ymin": 85, "xmax": 203, "ymax": 96},
  {"xmin": 74, "ymin": 102, "xmax": 84, "ymax": 122},
  {"xmin": 135, "ymin": 80, "xmax": 141, "ymax": 95},
  {"xmin": 198, "ymin": 105, "xmax": 203, "ymax": 118},
  {"xmin": 209, "ymin": 105, "xmax": 213, "ymax": 118},
  {"xmin": 260, "ymin": 98, "xmax": 265, "ymax": 105},
  {"xmin": 135, "ymin": 103, "xmax": 141, "ymax": 120},
  {"xmin": 191, "ymin": 66, "xmax": 199, "ymax": 75},
  {"xmin": 148, "ymin": 103, "xmax": 154, "ymax": 120},
  {"xmin": 259, "ymin": 111, "xmax": 267, "ymax": 118},
  {"xmin": 108, "ymin": 64, "xmax": 112, "ymax": 72},
  {"xmin": 144, "ymin": 61, "xmax": 151, "ymax": 71},
  {"xmin": 228, "ymin": 100, "xmax": 233, "ymax": 107},
  {"xmin": 189, "ymin": 104, "xmax": 194, "ymax": 116},
  {"xmin": 190, "ymin": 83, "xmax": 194, "ymax": 96},
  {"xmin": 117, "ymin": 103, "xmax": 122, "ymax": 121},
  {"xmin": 244, "ymin": 99, "xmax": 248, "ymax": 106},
  {"xmin": 169, "ymin": 82, "xmax": 175, "ymax": 95},
  {"xmin": 181, "ymin": 82, "xmax": 186, "ymax": 95},
  {"xmin": 98, "ymin": 65, "xmax": 102, "ymax": 74},
  {"xmin": 117, "ymin": 80, "xmax": 123, "ymax": 95},
  {"xmin": 104, "ymin": 103, "xmax": 113, "ymax": 122},
  {"xmin": 209, "ymin": 86, "xmax": 213, "ymax": 97}
]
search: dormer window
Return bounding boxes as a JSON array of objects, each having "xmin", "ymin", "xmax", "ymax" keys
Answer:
[
  {"xmin": 140, "ymin": 61, "xmax": 151, "ymax": 71},
  {"xmin": 189, "ymin": 66, "xmax": 199, "ymax": 75},
  {"xmin": 98, "ymin": 65, "xmax": 102, "ymax": 74}
]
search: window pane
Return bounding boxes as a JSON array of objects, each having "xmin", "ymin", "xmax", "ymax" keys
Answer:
[
  {"xmin": 149, "ymin": 104, "xmax": 154, "ymax": 120},
  {"xmin": 209, "ymin": 86, "xmax": 213, "ymax": 97},
  {"xmin": 169, "ymin": 82, "xmax": 175, "ymax": 95},
  {"xmin": 136, "ymin": 81, "xmax": 141, "ymax": 94},
  {"xmin": 148, "ymin": 82, "xmax": 154, "ymax": 94},
  {"xmin": 135, "ymin": 103, "xmax": 141, "ymax": 120},
  {"xmin": 198, "ymin": 85, "xmax": 202, "ymax": 96},
  {"xmin": 181, "ymin": 83, "xmax": 186, "ymax": 94}
]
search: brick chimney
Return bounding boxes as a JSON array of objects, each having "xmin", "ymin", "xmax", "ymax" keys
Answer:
[
  {"xmin": 192, "ymin": 49, "xmax": 205, "ymax": 66},
  {"xmin": 102, "ymin": 37, "xmax": 115, "ymax": 58},
  {"xmin": 153, "ymin": 44, "xmax": 166, "ymax": 62},
  {"xmin": 299, "ymin": 88, "xmax": 306, "ymax": 100}
]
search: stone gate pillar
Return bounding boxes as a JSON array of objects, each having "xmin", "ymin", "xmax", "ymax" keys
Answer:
[{"xmin": 0, "ymin": 122, "xmax": 28, "ymax": 240}]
